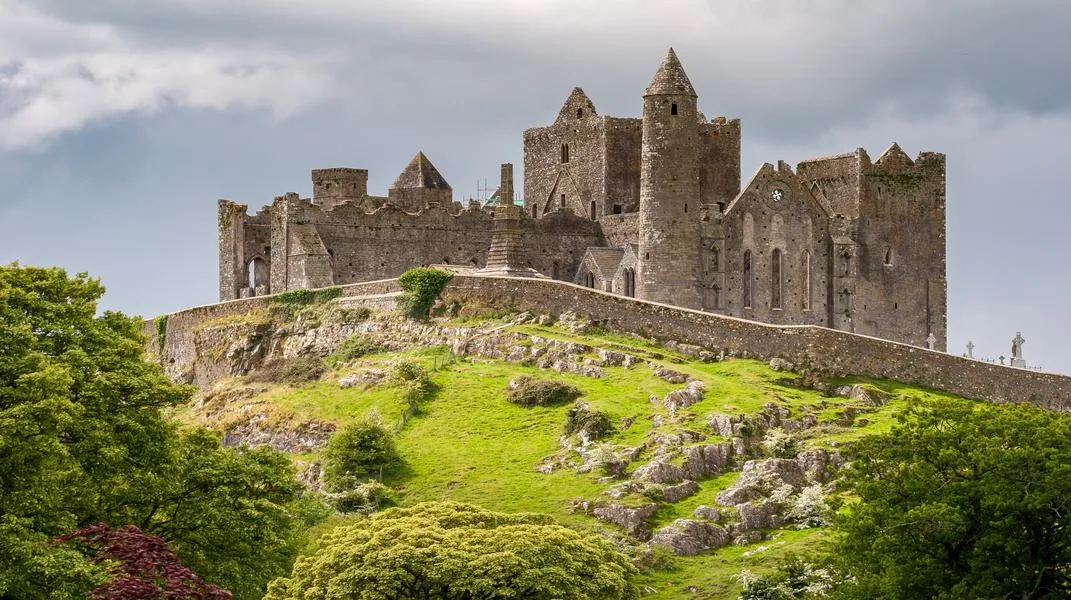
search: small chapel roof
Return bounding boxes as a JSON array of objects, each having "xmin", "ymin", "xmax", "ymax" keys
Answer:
[
  {"xmin": 391, "ymin": 152, "xmax": 452, "ymax": 190},
  {"xmin": 645, "ymin": 48, "xmax": 696, "ymax": 97}
]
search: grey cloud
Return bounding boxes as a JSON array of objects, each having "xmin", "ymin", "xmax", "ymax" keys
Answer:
[{"xmin": 2, "ymin": 0, "xmax": 1070, "ymax": 373}]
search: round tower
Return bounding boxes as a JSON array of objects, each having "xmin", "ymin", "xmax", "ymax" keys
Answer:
[{"xmin": 637, "ymin": 48, "xmax": 703, "ymax": 308}]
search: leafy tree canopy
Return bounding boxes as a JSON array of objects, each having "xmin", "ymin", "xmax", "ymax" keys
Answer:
[
  {"xmin": 829, "ymin": 397, "xmax": 1071, "ymax": 600},
  {"xmin": 0, "ymin": 264, "xmax": 321, "ymax": 599},
  {"xmin": 265, "ymin": 501, "xmax": 640, "ymax": 600},
  {"xmin": 58, "ymin": 524, "xmax": 231, "ymax": 600}
]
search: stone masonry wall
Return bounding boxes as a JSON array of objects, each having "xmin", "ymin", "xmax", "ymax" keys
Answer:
[{"xmin": 153, "ymin": 276, "xmax": 1071, "ymax": 408}]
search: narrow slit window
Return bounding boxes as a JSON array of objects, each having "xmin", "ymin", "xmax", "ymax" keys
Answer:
[
  {"xmin": 802, "ymin": 250, "xmax": 812, "ymax": 310},
  {"xmin": 771, "ymin": 248, "xmax": 783, "ymax": 309},
  {"xmin": 671, "ymin": 103, "xmax": 678, "ymax": 115},
  {"xmin": 743, "ymin": 250, "xmax": 753, "ymax": 309}
]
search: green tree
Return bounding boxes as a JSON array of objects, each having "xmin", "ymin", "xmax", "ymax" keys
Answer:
[
  {"xmin": 829, "ymin": 398, "xmax": 1071, "ymax": 599},
  {"xmin": 321, "ymin": 421, "xmax": 402, "ymax": 487},
  {"xmin": 265, "ymin": 502, "xmax": 639, "ymax": 600},
  {"xmin": 0, "ymin": 264, "xmax": 319, "ymax": 599}
]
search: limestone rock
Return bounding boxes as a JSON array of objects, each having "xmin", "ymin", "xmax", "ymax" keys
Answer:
[
  {"xmin": 693, "ymin": 505, "xmax": 723, "ymax": 522},
  {"xmin": 632, "ymin": 460, "xmax": 686, "ymax": 485},
  {"xmin": 768, "ymin": 358, "xmax": 794, "ymax": 372},
  {"xmin": 592, "ymin": 503, "xmax": 658, "ymax": 535},
  {"xmin": 652, "ymin": 365, "xmax": 689, "ymax": 384},
  {"xmin": 737, "ymin": 499, "xmax": 784, "ymax": 531},
  {"xmin": 715, "ymin": 483, "xmax": 762, "ymax": 506},
  {"xmin": 708, "ymin": 414, "xmax": 736, "ymax": 437},
  {"xmin": 833, "ymin": 384, "xmax": 889, "ymax": 406},
  {"xmin": 682, "ymin": 443, "xmax": 733, "ymax": 479},
  {"xmin": 222, "ymin": 415, "xmax": 335, "ymax": 454},
  {"xmin": 663, "ymin": 480, "xmax": 699, "ymax": 503},
  {"xmin": 663, "ymin": 380, "xmax": 706, "ymax": 413},
  {"xmin": 649, "ymin": 519, "xmax": 729, "ymax": 556},
  {"xmin": 795, "ymin": 449, "xmax": 843, "ymax": 484},
  {"xmin": 339, "ymin": 368, "xmax": 387, "ymax": 389}
]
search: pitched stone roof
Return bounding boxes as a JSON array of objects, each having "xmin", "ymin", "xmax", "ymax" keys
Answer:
[
  {"xmin": 646, "ymin": 48, "xmax": 696, "ymax": 97},
  {"xmin": 874, "ymin": 143, "xmax": 915, "ymax": 170},
  {"xmin": 556, "ymin": 87, "xmax": 598, "ymax": 123},
  {"xmin": 584, "ymin": 247, "xmax": 625, "ymax": 279},
  {"xmin": 391, "ymin": 152, "xmax": 452, "ymax": 190}
]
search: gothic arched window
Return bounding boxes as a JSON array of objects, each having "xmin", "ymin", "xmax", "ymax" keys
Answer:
[{"xmin": 771, "ymin": 248, "xmax": 783, "ymax": 310}]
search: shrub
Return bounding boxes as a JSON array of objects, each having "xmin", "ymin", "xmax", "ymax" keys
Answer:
[
  {"xmin": 761, "ymin": 429, "xmax": 801, "ymax": 459},
  {"xmin": 636, "ymin": 544, "xmax": 678, "ymax": 574},
  {"xmin": 327, "ymin": 336, "xmax": 382, "ymax": 366},
  {"xmin": 564, "ymin": 403, "xmax": 614, "ymax": 439},
  {"xmin": 397, "ymin": 268, "xmax": 453, "ymax": 319},
  {"xmin": 321, "ymin": 422, "xmax": 402, "ymax": 488},
  {"xmin": 269, "ymin": 287, "xmax": 342, "ymax": 307},
  {"xmin": 325, "ymin": 479, "xmax": 396, "ymax": 514},
  {"xmin": 507, "ymin": 376, "xmax": 582, "ymax": 407},
  {"xmin": 246, "ymin": 357, "xmax": 326, "ymax": 385}
]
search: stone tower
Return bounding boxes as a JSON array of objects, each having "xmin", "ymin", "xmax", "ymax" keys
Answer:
[
  {"xmin": 388, "ymin": 152, "xmax": 452, "ymax": 212},
  {"xmin": 311, "ymin": 168, "xmax": 367, "ymax": 210},
  {"xmin": 637, "ymin": 48, "xmax": 703, "ymax": 309}
]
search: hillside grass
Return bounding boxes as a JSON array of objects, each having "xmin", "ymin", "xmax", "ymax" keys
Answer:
[{"xmin": 181, "ymin": 316, "xmax": 968, "ymax": 598}]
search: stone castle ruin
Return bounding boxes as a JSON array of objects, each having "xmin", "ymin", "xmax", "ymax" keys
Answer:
[{"xmin": 218, "ymin": 49, "xmax": 947, "ymax": 350}]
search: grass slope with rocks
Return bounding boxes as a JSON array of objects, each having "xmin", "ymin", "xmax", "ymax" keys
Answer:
[{"xmin": 173, "ymin": 305, "xmax": 966, "ymax": 599}]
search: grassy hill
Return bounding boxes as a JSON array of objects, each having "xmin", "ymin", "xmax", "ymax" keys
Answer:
[{"xmin": 174, "ymin": 310, "xmax": 965, "ymax": 598}]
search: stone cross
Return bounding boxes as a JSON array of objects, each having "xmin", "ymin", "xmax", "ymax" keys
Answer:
[
  {"xmin": 1010, "ymin": 332, "xmax": 1027, "ymax": 368},
  {"xmin": 925, "ymin": 332, "xmax": 936, "ymax": 350},
  {"xmin": 966, "ymin": 340, "xmax": 975, "ymax": 358},
  {"xmin": 999, "ymin": 355, "xmax": 1006, "ymax": 366}
]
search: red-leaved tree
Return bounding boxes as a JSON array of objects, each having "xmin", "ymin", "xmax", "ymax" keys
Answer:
[{"xmin": 57, "ymin": 524, "xmax": 232, "ymax": 599}]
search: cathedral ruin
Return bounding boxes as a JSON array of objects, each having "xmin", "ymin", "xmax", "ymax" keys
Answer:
[{"xmin": 218, "ymin": 49, "xmax": 947, "ymax": 350}]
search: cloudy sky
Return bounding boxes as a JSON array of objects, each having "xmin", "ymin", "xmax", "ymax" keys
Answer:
[{"xmin": 2, "ymin": 0, "xmax": 1069, "ymax": 373}]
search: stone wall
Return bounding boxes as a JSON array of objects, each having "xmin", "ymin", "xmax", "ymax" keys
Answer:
[
  {"xmin": 153, "ymin": 276, "xmax": 1071, "ymax": 408},
  {"xmin": 438, "ymin": 277, "xmax": 1071, "ymax": 408},
  {"xmin": 597, "ymin": 213, "xmax": 639, "ymax": 248},
  {"xmin": 721, "ymin": 162, "xmax": 831, "ymax": 327},
  {"xmin": 854, "ymin": 148, "xmax": 947, "ymax": 350}
]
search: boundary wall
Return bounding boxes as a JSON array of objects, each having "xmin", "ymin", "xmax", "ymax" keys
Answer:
[{"xmin": 148, "ymin": 276, "xmax": 1071, "ymax": 408}]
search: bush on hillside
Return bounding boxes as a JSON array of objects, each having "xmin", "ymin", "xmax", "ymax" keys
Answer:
[
  {"xmin": 321, "ymin": 422, "xmax": 402, "ymax": 488},
  {"xmin": 507, "ymin": 376, "xmax": 582, "ymax": 407},
  {"xmin": 246, "ymin": 357, "xmax": 326, "ymax": 385},
  {"xmin": 564, "ymin": 403, "xmax": 614, "ymax": 439},
  {"xmin": 397, "ymin": 268, "xmax": 453, "ymax": 319}
]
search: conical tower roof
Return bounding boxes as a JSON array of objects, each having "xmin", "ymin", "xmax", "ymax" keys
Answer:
[
  {"xmin": 390, "ymin": 152, "xmax": 451, "ymax": 190},
  {"xmin": 645, "ymin": 48, "xmax": 696, "ymax": 97}
]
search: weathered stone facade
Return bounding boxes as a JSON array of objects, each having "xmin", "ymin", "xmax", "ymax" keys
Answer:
[{"xmin": 218, "ymin": 48, "xmax": 947, "ymax": 350}]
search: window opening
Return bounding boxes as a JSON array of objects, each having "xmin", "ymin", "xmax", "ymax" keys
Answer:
[
  {"xmin": 671, "ymin": 103, "xmax": 678, "ymax": 115},
  {"xmin": 771, "ymin": 248, "xmax": 783, "ymax": 309},
  {"xmin": 802, "ymin": 250, "xmax": 812, "ymax": 310},
  {"xmin": 743, "ymin": 250, "xmax": 753, "ymax": 309},
  {"xmin": 612, "ymin": 204, "xmax": 622, "ymax": 214},
  {"xmin": 590, "ymin": 201, "xmax": 597, "ymax": 220},
  {"xmin": 560, "ymin": 143, "xmax": 570, "ymax": 163}
]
